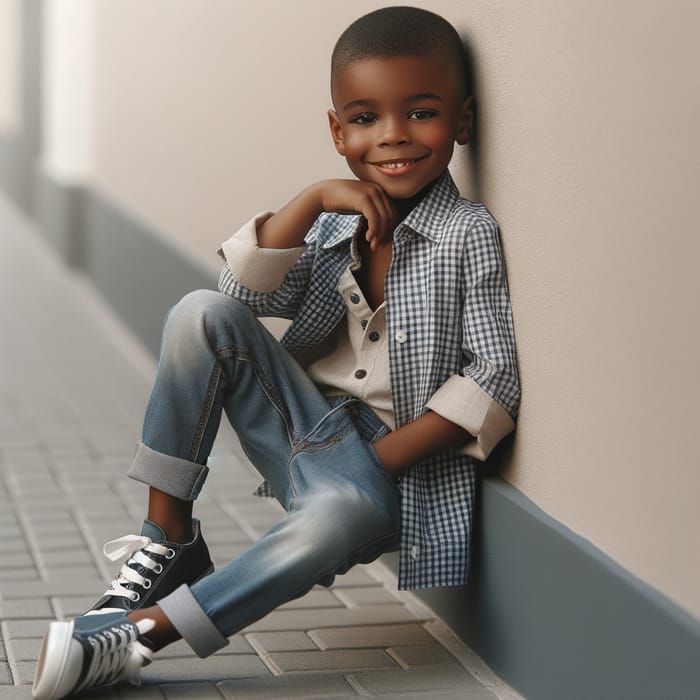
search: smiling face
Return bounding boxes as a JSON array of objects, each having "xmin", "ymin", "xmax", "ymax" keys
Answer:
[{"xmin": 329, "ymin": 53, "xmax": 473, "ymax": 200}]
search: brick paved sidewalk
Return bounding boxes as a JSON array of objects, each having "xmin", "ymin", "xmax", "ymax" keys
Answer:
[{"xmin": 0, "ymin": 193, "xmax": 521, "ymax": 700}]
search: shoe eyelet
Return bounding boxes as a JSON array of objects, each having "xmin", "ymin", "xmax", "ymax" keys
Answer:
[
  {"xmin": 165, "ymin": 548, "xmax": 176, "ymax": 559},
  {"xmin": 142, "ymin": 579, "xmax": 152, "ymax": 589},
  {"xmin": 154, "ymin": 563, "xmax": 163, "ymax": 574},
  {"xmin": 131, "ymin": 592, "xmax": 140, "ymax": 602}
]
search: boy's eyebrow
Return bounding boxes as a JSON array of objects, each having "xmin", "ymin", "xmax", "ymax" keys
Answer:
[{"xmin": 342, "ymin": 92, "xmax": 445, "ymax": 112}]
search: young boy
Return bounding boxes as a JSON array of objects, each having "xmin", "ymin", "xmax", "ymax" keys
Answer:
[{"xmin": 32, "ymin": 7, "xmax": 519, "ymax": 699}]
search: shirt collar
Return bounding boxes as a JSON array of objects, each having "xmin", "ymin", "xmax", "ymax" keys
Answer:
[{"xmin": 322, "ymin": 170, "xmax": 460, "ymax": 249}]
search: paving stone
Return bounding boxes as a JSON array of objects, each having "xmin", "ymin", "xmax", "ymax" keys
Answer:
[
  {"xmin": 116, "ymin": 686, "xmax": 164, "ymax": 699},
  {"xmin": 29, "ymin": 521, "xmax": 79, "ymax": 536},
  {"xmin": 218, "ymin": 673, "xmax": 357, "ymax": 699},
  {"xmin": 332, "ymin": 586, "xmax": 400, "ymax": 607},
  {"xmin": 33, "ymin": 535, "xmax": 86, "ymax": 551},
  {"xmin": 0, "ymin": 552, "xmax": 33, "ymax": 568},
  {"xmin": 155, "ymin": 637, "xmax": 253, "ymax": 659},
  {"xmin": 266, "ymin": 649, "xmax": 398, "ymax": 674},
  {"xmin": 0, "ymin": 539, "xmax": 28, "ymax": 554},
  {"xmin": 40, "ymin": 549, "xmax": 94, "ymax": 566},
  {"xmin": 11, "ymin": 659, "xmax": 36, "ymax": 684},
  {"xmin": 2, "ymin": 620, "xmax": 53, "ymax": 639},
  {"xmin": 141, "ymin": 656, "xmax": 269, "ymax": 684},
  {"xmin": 0, "ymin": 663, "xmax": 14, "ymax": 685},
  {"xmin": 160, "ymin": 683, "xmax": 225, "ymax": 699},
  {"xmin": 386, "ymin": 643, "xmax": 460, "ymax": 668},
  {"xmin": 0, "ymin": 578, "xmax": 105, "ymax": 598},
  {"xmin": 376, "ymin": 690, "xmax": 500, "ymax": 700},
  {"xmin": 346, "ymin": 666, "xmax": 484, "ymax": 695},
  {"xmin": 326, "ymin": 566, "xmax": 378, "ymax": 588},
  {"xmin": 308, "ymin": 624, "xmax": 435, "ymax": 650},
  {"xmin": 244, "ymin": 605, "xmax": 418, "ymax": 632},
  {"xmin": 0, "ymin": 568, "xmax": 38, "ymax": 582},
  {"xmin": 0, "ymin": 599, "xmax": 53, "ymax": 620},
  {"xmin": 45, "ymin": 565, "xmax": 99, "ymax": 580},
  {"xmin": 53, "ymin": 595, "xmax": 101, "ymax": 617},
  {"xmin": 279, "ymin": 590, "xmax": 341, "ymax": 610},
  {"xmin": 245, "ymin": 632, "xmax": 317, "ymax": 654},
  {"xmin": 4, "ymin": 638, "xmax": 41, "ymax": 662}
]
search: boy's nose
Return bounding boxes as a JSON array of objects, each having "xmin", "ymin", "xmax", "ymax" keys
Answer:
[{"xmin": 378, "ymin": 117, "xmax": 409, "ymax": 146}]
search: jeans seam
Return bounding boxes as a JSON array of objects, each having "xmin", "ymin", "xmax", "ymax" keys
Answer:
[
  {"xmin": 215, "ymin": 345, "xmax": 297, "ymax": 442},
  {"xmin": 189, "ymin": 361, "xmax": 222, "ymax": 463}
]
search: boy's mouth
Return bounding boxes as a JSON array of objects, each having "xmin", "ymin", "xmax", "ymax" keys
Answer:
[{"xmin": 369, "ymin": 156, "xmax": 427, "ymax": 174}]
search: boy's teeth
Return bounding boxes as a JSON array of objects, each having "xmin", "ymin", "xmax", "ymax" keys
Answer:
[{"xmin": 383, "ymin": 160, "xmax": 414, "ymax": 169}]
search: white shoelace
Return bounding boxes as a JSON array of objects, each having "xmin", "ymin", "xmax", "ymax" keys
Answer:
[
  {"xmin": 74, "ymin": 618, "xmax": 154, "ymax": 693},
  {"xmin": 101, "ymin": 535, "xmax": 175, "ymax": 603}
]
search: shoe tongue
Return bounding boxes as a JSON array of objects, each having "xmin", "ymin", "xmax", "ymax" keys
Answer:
[{"xmin": 140, "ymin": 519, "xmax": 168, "ymax": 543}]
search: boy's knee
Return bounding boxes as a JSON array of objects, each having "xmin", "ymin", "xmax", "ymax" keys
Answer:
[
  {"xmin": 305, "ymin": 487, "xmax": 398, "ymax": 551},
  {"xmin": 164, "ymin": 290, "xmax": 251, "ymax": 341}
]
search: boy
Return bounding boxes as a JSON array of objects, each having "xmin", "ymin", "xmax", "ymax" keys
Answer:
[{"xmin": 33, "ymin": 6, "xmax": 519, "ymax": 699}]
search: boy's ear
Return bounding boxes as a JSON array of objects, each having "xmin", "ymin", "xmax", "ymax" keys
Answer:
[
  {"xmin": 456, "ymin": 96, "xmax": 475, "ymax": 145},
  {"xmin": 328, "ymin": 109, "xmax": 347, "ymax": 156}
]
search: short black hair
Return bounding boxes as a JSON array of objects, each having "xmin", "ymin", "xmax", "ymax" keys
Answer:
[{"xmin": 331, "ymin": 6, "xmax": 471, "ymax": 97}]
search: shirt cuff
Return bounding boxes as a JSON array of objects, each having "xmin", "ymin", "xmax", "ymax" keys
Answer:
[
  {"xmin": 425, "ymin": 374, "xmax": 515, "ymax": 461},
  {"xmin": 218, "ymin": 211, "xmax": 307, "ymax": 293}
]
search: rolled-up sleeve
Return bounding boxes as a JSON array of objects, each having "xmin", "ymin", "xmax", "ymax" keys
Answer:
[
  {"xmin": 426, "ymin": 216, "xmax": 519, "ymax": 461},
  {"xmin": 218, "ymin": 212, "xmax": 307, "ymax": 293},
  {"xmin": 426, "ymin": 375, "xmax": 515, "ymax": 461}
]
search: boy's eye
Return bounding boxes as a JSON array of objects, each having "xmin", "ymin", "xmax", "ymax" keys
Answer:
[
  {"xmin": 349, "ymin": 113, "xmax": 378, "ymax": 125},
  {"xmin": 409, "ymin": 109, "xmax": 437, "ymax": 120}
]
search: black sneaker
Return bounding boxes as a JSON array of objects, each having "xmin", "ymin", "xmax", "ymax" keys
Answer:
[
  {"xmin": 86, "ymin": 518, "xmax": 214, "ymax": 615},
  {"xmin": 32, "ymin": 612, "xmax": 154, "ymax": 700}
]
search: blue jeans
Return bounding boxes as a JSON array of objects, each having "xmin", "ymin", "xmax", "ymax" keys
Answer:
[{"xmin": 127, "ymin": 290, "xmax": 401, "ymax": 657}]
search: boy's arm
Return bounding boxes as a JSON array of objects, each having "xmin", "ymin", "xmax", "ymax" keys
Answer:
[
  {"xmin": 258, "ymin": 180, "xmax": 397, "ymax": 251},
  {"xmin": 373, "ymin": 412, "xmax": 470, "ymax": 477}
]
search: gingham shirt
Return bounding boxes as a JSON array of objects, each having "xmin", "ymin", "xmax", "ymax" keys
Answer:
[{"xmin": 218, "ymin": 172, "xmax": 520, "ymax": 589}]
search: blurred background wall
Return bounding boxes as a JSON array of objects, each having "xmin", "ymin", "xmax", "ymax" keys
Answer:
[{"xmin": 2, "ymin": 1, "xmax": 699, "ymax": 697}]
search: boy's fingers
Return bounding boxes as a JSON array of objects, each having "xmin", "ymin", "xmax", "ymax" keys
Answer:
[
  {"xmin": 364, "ymin": 188, "xmax": 395, "ymax": 243},
  {"xmin": 361, "ymin": 199, "xmax": 385, "ymax": 243}
]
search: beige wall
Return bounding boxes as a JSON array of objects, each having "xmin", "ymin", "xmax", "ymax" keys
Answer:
[
  {"xmin": 41, "ymin": 0, "xmax": 95, "ymax": 179},
  {"xmin": 0, "ymin": 0, "xmax": 22, "ymax": 133},
  {"xmin": 42, "ymin": 1, "xmax": 700, "ymax": 619}
]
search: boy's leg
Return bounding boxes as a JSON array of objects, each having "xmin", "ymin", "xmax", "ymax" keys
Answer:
[
  {"xmin": 156, "ymin": 398, "xmax": 400, "ymax": 656},
  {"xmin": 33, "ymin": 289, "xmax": 400, "ymax": 698},
  {"xmin": 125, "ymin": 290, "xmax": 399, "ymax": 656},
  {"xmin": 92, "ymin": 289, "xmax": 342, "ymax": 616}
]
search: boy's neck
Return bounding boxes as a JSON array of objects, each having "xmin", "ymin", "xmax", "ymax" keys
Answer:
[{"xmin": 391, "ymin": 172, "xmax": 443, "ymax": 223}]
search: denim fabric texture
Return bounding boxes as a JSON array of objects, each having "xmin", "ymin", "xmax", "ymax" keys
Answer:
[{"xmin": 128, "ymin": 290, "xmax": 400, "ymax": 655}]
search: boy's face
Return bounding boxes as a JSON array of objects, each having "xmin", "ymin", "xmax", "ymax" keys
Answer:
[{"xmin": 329, "ymin": 54, "xmax": 473, "ymax": 200}]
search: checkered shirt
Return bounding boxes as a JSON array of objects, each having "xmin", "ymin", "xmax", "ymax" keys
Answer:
[{"xmin": 218, "ymin": 172, "xmax": 520, "ymax": 589}]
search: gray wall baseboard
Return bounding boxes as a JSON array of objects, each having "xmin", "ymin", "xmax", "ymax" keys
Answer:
[
  {"xmin": 386, "ymin": 476, "xmax": 700, "ymax": 700},
  {"xmin": 0, "ymin": 132, "xmax": 35, "ymax": 215},
  {"xmin": 36, "ymin": 171, "xmax": 218, "ymax": 356},
  {"xmin": 33, "ymin": 173, "xmax": 700, "ymax": 700}
]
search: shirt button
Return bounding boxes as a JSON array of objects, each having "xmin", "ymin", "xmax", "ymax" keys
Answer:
[
  {"xmin": 354, "ymin": 369, "xmax": 367, "ymax": 379},
  {"xmin": 361, "ymin": 319, "xmax": 368, "ymax": 329},
  {"xmin": 410, "ymin": 545, "xmax": 420, "ymax": 560},
  {"xmin": 369, "ymin": 331, "xmax": 380, "ymax": 342},
  {"xmin": 348, "ymin": 292, "xmax": 360, "ymax": 304},
  {"xmin": 395, "ymin": 330, "xmax": 408, "ymax": 344}
]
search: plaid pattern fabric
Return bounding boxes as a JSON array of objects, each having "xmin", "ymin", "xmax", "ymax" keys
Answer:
[{"xmin": 218, "ymin": 172, "xmax": 519, "ymax": 589}]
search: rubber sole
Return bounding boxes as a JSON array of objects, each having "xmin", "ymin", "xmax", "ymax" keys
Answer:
[{"xmin": 32, "ymin": 620, "xmax": 81, "ymax": 700}]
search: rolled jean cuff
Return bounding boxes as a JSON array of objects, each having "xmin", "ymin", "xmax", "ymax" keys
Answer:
[
  {"xmin": 127, "ymin": 441, "xmax": 209, "ymax": 501},
  {"xmin": 158, "ymin": 584, "xmax": 229, "ymax": 658}
]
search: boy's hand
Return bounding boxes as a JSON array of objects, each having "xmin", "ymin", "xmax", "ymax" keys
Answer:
[
  {"xmin": 316, "ymin": 180, "xmax": 397, "ymax": 251},
  {"xmin": 257, "ymin": 179, "xmax": 396, "ymax": 251}
]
